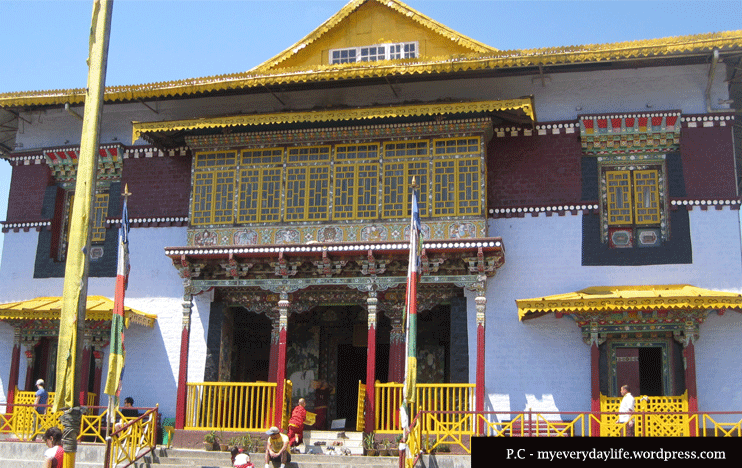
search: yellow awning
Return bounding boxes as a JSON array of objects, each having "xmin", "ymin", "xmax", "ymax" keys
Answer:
[
  {"xmin": 517, "ymin": 285, "xmax": 742, "ymax": 321},
  {"xmin": 131, "ymin": 98, "xmax": 535, "ymax": 144},
  {"xmin": 0, "ymin": 296, "xmax": 157, "ymax": 328}
]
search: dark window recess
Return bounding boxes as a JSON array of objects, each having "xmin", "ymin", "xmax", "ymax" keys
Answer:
[
  {"xmin": 34, "ymin": 182, "xmax": 120, "ymax": 278},
  {"xmin": 581, "ymin": 153, "xmax": 691, "ymax": 266}
]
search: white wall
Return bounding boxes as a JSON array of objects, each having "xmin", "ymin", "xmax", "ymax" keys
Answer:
[
  {"xmin": 472, "ymin": 207, "xmax": 742, "ymax": 415},
  {"xmin": 0, "ymin": 226, "xmax": 196, "ymax": 418}
]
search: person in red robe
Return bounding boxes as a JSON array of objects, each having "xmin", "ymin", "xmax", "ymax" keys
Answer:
[{"xmin": 286, "ymin": 398, "xmax": 307, "ymax": 448}]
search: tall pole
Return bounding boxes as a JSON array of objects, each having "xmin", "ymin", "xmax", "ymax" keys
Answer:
[{"xmin": 53, "ymin": 1, "xmax": 113, "ymax": 467}]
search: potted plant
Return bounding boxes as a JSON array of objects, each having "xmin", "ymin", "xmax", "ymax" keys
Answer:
[
  {"xmin": 389, "ymin": 434, "xmax": 402, "ymax": 457},
  {"xmin": 229, "ymin": 434, "xmax": 256, "ymax": 453},
  {"xmin": 363, "ymin": 432, "xmax": 377, "ymax": 456},
  {"xmin": 203, "ymin": 430, "xmax": 219, "ymax": 451},
  {"xmin": 378, "ymin": 438, "xmax": 390, "ymax": 456}
]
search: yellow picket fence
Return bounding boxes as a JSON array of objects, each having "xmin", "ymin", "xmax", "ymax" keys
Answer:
[
  {"xmin": 185, "ymin": 380, "xmax": 291, "ymax": 430},
  {"xmin": 374, "ymin": 382, "xmax": 474, "ymax": 434},
  {"xmin": 2, "ymin": 389, "xmax": 97, "ymax": 441}
]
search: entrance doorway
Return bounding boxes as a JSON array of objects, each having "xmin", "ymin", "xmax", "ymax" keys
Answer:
[
  {"xmin": 335, "ymin": 343, "xmax": 390, "ymax": 429},
  {"xmin": 231, "ymin": 310, "xmax": 271, "ymax": 382},
  {"xmin": 609, "ymin": 339, "xmax": 676, "ymax": 397}
]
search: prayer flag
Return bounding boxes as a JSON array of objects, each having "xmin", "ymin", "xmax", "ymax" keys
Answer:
[
  {"xmin": 104, "ymin": 196, "xmax": 129, "ymax": 402},
  {"xmin": 402, "ymin": 185, "xmax": 421, "ymax": 417}
]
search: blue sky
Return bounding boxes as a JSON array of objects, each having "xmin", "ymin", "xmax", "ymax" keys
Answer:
[{"xmin": 1, "ymin": 0, "xmax": 741, "ymax": 264}]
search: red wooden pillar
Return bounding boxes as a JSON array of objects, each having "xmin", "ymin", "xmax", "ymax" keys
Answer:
[
  {"xmin": 683, "ymin": 335, "xmax": 698, "ymax": 436},
  {"xmin": 474, "ymin": 294, "xmax": 486, "ymax": 435},
  {"xmin": 274, "ymin": 293, "xmax": 289, "ymax": 428},
  {"xmin": 78, "ymin": 334, "xmax": 92, "ymax": 406},
  {"xmin": 365, "ymin": 292, "xmax": 377, "ymax": 432},
  {"xmin": 590, "ymin": 334, "xmax": 601, "ymax": 436},
  {"xmin": 175, "ymin": 296, "xmax": 193, "ymax": 430},
  {"xmin": 7, "ymin": 329, "xmax": 21, "ymax": 412}
]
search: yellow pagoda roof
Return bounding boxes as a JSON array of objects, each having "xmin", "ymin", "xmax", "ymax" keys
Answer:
[
  {"xmin": 0, "ymin": 296, "xmax": 157, "ymax": 328},
  {"xmin": 0, "ymin": 5, "xmax": 739, "ymax": 110},
  {"xmin": 131, "ymin": 98, "xmax": 535, "ymax": 144},
  {"xmin": 517, "ymin": 285, "xmax": 742, "ymax": 321}
]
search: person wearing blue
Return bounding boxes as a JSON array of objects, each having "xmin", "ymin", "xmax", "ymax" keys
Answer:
[{"xmin": 33, "ymin": 379, "xmax": 49, "ymax": 439}]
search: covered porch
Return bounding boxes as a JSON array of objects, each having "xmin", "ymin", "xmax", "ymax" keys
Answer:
[{"xmin": 168, "ymin": 238, "xmax": 504, "ymax": 432}]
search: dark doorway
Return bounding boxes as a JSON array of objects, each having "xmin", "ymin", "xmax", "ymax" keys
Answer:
[
  {"xmin": 232, "ymin": 311, "xmax": 271, "ymax": 382},
  {"xmin": 336, "ymin": 344, "xmax": 365, "ymax": 429},
  {"xmin": 639, "ymin": 347, "xmax": 663, "ymax": 396}
]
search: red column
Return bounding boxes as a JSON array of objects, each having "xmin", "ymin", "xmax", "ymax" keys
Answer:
[
  {"xmin": 78, "ymin": 335, "xmax": 92, "ymax": 406},
  {"xmin": 475, "ymin": 294, "xmax": 486, "ymax": 435},
  {"xmin": 684, "ymin": 337, "xmax": 698, "ymax": 436},
  {"xmin": 590, "ymin": 337, "xmax": 601, "ymax": 436},
  {"xmin": 175, "ymin": 297, "xmax": 193, "ymax": 430},
  {"xmin": 365, "ymin": 292, "xmax": 377, "ymax": 432},
  {"xmin": 7, "ymin": 330, "xmax": 21, "ymax": 412},
  {"xmin": 274, "ymin": 294, "xmax": 289, "ymax": 428}
]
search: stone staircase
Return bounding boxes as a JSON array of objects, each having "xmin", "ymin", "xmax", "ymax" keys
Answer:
[
  {"xmin": 0, "ymin": 441, "xmax": 106, "ymax": 468},
  {"xmin": 147, "ymin": 448, "xmax": 399, "ymax": 468}
]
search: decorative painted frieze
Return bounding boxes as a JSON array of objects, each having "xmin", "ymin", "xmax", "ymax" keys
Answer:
[
  {"xmin": 579, "ymin": 112, "xmax": 681, "ymax": 156},
  {"xmin": 494, "ymin": 122, "xmax": 578, "ymax": 137}
]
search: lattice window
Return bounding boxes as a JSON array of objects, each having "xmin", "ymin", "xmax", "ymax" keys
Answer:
[
  {"xmin": 432, "ymin": 138, "xmax": 481, "ymax": 217},
  {"xmin": 602, "ymin": 163, "xmax": 664, "ymax": 248},
  {"xmin": 383, "ymin": 141, "xmax": 429, "ymax": 219},
  {"xmin": 286, "ymin": 146, "xmax": 331, "ymax": 221},
  {"xmin": 606, "ymin": 170, "xmax": 633, "ymax": 225},
  {"xmin": 91, "ymin": 193, "xmax": 109, "ymax": 242},
  {"xmin": 334, "ymin": 145, "xmax": 379, "ymax": 220},
  {"xmin": 191, "ymin": 151, "xmax": 237, "ymax": 225},
  {"xmin": 238, "ymin": 149, "xmax": 283, "ymax": 223}
]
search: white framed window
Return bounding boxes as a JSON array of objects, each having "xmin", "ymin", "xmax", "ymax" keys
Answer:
[{"xmin": 330, "ymin": 42, "xmax": 418, "ymax": 64}]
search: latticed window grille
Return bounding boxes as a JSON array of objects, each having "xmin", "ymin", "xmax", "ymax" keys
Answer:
[
  {"xmin": 334, "ymin": 145, "xmax": 379, "ymax": 220},
  {"xmin": 237, "ymin": 149, "xmax": 283, "ymax": 223},
  {"xmin": 606, "ymin": 170, "xmax": 633, "ymax": 225},
  {"xmin": 91, "ymin": 193, "xmax": 109, "ymax": 242},
  {"xmin": 432, "ymin": 138, "xmax": 481, "ymax": 217},
  {"xmin": 191, "ymin": 151, "xmax": 236, "ymax": 226},
  {"xmin": 383, "ymin": 140, "xmax": 429, "ymax": 218}
]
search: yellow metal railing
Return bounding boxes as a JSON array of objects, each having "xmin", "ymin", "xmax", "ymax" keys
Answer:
[
  {"xmin": 375, "ymin": 382, "xmax": 474, "ymax": 434},
  {"xmin": 105, "ymin": 406, "xmax": 158, "ymax": 468},
  {"xmin": 403, "ymin": 408, "xmax": 742, "ymax": 465},
  {"xmin": 185, "ymin": 380, "xmax": 291, "ymax": 430},
  {"xmin": 600, "ymin": 391, "xmax": 689, "ymax": 436},
  {"xmin": 6, "ymin": 389, "xmax": 97, "ymax": 441},
  {"xmin": 356, "ymin": 381, "xmax": 366, "ymax": 432}
]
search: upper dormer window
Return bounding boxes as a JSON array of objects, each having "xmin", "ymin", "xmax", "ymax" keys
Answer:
[{"xmin": 330, "ymin": 42, "xmax": 418, "ymax": 64}]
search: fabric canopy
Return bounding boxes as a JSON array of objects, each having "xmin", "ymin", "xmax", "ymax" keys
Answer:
[
  {"xmin": 0, "ymin": 296, "xmax": 156, "ymax": 328},
  {"xmin": 517, "ymin": 284, "xmax": 742, "ymax": 321}
]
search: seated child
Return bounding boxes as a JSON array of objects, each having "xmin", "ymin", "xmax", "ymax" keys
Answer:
[{"xmin": 231, "ymin": 446, "xmax": 254, "ymax": 468}]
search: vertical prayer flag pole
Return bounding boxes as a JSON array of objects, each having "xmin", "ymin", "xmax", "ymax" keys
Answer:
[
  {"xmin": 53, "ymin": 1, "xmax": 113, "ymax": 467},
  {"xmin": 401, "ymin": 177, "xmax": 421, "ymax": 460},
  {"xmin": 105, "ymin": 185, "xmax": 130, "ymax": 431}
]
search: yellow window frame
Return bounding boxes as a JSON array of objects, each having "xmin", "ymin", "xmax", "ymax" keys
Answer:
[
  {"xmin": 237, "ymin": 166, "xmax": 282, "ymax": 223},
  {"xmin": 91, "ymin": 192, "xmax": 109, "ymax": 242},
  {"xmin": 431, "ymin": 156, "xmax": 481, "ymax": 217},
  {"xmin": 191, "ymin": 150, "xmax": 237, "ymax": 226},
  {"xmin": 606, "ymin": 170, "xmax": 634, "ymax": 225},
  {"xmin": 633, "ymin": 170, "xmax": 661, "ymax": 225}
]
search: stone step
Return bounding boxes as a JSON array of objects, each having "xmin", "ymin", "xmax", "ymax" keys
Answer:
[
  {"xmin": 153, "ymin": 447, "xmax": 399, "ymax": 468},
  {"xmin": 0, "ymin": 441, "xmax": 106, "ymax": 468}
]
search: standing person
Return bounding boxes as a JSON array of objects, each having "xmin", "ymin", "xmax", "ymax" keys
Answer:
[
  {"xmin": 618, "ymin": 384, "xmax": 635, "ymax": 436},
  {"xmin": 42, "ymin": 426, "xmax": 64, "ymax": 468},
  {"xmin": 264, "ymin": 426, "xmax": 290, "ymax": 468},
  {"xmin": 33, "ymin": 379, "xmax": 49, "ymax": 439},
  {"xmin": 286, "ymin": 398, "xmax": 307, "ymax": 450}
]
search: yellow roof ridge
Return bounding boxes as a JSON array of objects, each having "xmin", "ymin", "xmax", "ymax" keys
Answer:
[
  {"xmin": 251, "ymin": 0, "xmax": 497, "ymax": 72},
  {"xmin": 1, "ymin": 30, "xmax": 740, "ymax": 109}
]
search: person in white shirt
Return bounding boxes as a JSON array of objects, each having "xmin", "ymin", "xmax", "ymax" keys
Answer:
[{"xmin": 618, "ymin": 384, "xmax": 635, "ymax": 436}]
